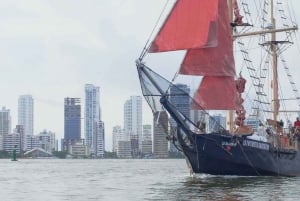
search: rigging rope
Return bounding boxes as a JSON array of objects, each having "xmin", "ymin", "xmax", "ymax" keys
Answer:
[
  {"xmin": 139, "ymin": 0, "xmax": 171, "ymax": 60},
  {"xmin": 237, "ymin": 140, "xmax": 261, "ymax": 176}
]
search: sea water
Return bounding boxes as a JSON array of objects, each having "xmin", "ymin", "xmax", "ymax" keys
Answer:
[{"xmin": 0, "ymin": 159, "xmax": 299, "ymax": 201}]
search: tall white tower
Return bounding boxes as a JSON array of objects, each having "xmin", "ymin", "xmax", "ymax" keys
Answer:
[
  {"xmin": 18, "ymin": 95, "xmax": 33, "ymax": 151},
  {"xmin": 124, "ymin": 96, "xmax": 142, "ymax": 153},
  {"xmin": 84, "ymin": 84, "xmax": 102, "ymax": 154}
]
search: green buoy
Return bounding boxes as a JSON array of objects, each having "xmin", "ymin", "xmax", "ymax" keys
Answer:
[{"xmin": 11, "ymin": 145, "xmax": 17, "ymax": 161}]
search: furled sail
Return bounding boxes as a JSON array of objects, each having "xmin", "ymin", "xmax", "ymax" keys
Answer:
[{"xmin": 149, "ymin": 0, "xmax": 219, "ymax": 52}]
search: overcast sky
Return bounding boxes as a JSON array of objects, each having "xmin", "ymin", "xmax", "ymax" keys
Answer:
[
  {"xmin": 1, "ymin": 0, "xmax": 300, "ymax": 151},
  {"xmin": 0, "ymin": 0, "xmax": 170, "ymax": 151}
]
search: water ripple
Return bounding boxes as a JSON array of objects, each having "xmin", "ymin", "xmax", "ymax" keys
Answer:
[{"xmin": 0, "ymin": 159, "xmax": 300, "ymax": 201}]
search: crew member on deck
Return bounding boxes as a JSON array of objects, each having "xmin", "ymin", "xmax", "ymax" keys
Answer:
[
  {"xmin": 294, "ymin": 117, "xmax": 300, "ymax": 128},
  {"xmin": 257, "ymin": 123, "xmax": 265, "ymax": 137},
  {"xmin": 196, "ymin": 121, "xmax": 206, "ymax": 134}
]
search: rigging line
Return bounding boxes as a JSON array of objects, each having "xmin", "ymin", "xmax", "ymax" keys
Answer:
[
  {"xmin": 171, "ymin": 70, "xmax": 179, "ymax": 84},
  {"xmin": 237, "ymin": 140, "xmax": 261, "ymax": 176},
  {"xmin": 276, "ymin": 147, "xmax": 280, "ymax": 176},
  {"xmin": 285, "ymin": 0, "xmax": 300, "ymax": 55},
  {"xmin": 293, "ymin": 29, "xmax": 300, "ymax": 55},
  {"xmin": 254, "ymin": 0, "xmax": 265, "ymax": 28},
  {"xmin": 139, "ymin": 0, "xmax": 171, "ymax": 60},
  {"xmin": 237, "ymin": 37, "xmax": 271, "ymax": 113},
  {"xmin": 277, "ymin": 1, "xmax": 295, "ymax": 43},
  {"xmin": 277, "ymin": 81, "xmax": 289, "ymax": 121},
  {"xmin": 195, "ymin": 135, "xmax": 200, "ymax": 169},
  {"xmin": 288, "ymin": 0, "xmax": 298, "ymax": 26}
]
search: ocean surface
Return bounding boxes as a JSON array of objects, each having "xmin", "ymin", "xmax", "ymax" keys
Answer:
[{"xmin": 1, "ymin": 159, "xmax": 300, "ymax": 201}]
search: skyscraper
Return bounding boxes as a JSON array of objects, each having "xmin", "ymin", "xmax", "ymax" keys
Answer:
[
  {"xmin": 170, "ymin": 84, "xmax": 190, "ymax": 115},
  {"xmin": 209, "ymin": 114, "xmax": 226, "ymax": 132},
  {"xmin": 94, "ymin": 121, "xmax": 105, "ymax": 158},
  {"xmin": 15, "ymin": 125, "xmax": 24, "ymax": 153},
  {"xmin": 142, "ymin": 124, "xmax": 152, "ymax": 155},
  {"xmin": 124, "ymin": 96, "xmax": 142, "ymax": 153},
  {"xmin": 84, "ymin": 84, "xmax": 103, "ymax": 155},
  {"xmin": 169, "ymin": 84, "xmax": 190, "ymax": 152},
  {"xmin": 64, "ymin": 98, "xmax": 81, "ymax": 144},
  {"xmin": 0, "ymin": 107, "xmax": 11, "ymax": 151},
  {"xmin": 112, "ymin": 125, "xmax": 123, "ymax": 153},
  {"xmin": 18, "ymin": 95, "xmax": 33, "ymax": 151},
  {"xmin": 153, "ymin": 111, "xmax": 168, "ymax": 158}
]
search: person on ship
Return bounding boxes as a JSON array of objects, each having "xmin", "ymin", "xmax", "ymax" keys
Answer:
[
  {"xmin": 196, "ymin": 120, "xmax": 206, "ymax": 134},
  {"xmin": 293, "ymin": 118, "xmax": 300, "ymax": 149},
  {"xmin": 293, "ymin": 117, "xmax": 300, "ymax": 136},
  {"xmin": 294, "ymin": 128, "xmax": 300, "ymax": 150},
  {"xmin": 294, "ymin": 117, "xmax": 300, "ymax": 128},
  {"xmin": 257, "ymin": 123, "xmax": 265, "ymax": 137}
]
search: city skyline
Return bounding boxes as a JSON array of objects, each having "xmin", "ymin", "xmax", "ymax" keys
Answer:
[{"xmin": 0, "ymin": 92, "xmax": 151, "ymax": 151}]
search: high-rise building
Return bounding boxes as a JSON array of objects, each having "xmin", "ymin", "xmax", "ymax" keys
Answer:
[
  {"xmin": 190, "ymin": 109, "xmax": 207, "ymax": 132},
  {"xmin": 0, "ymin": 107, "xmax": 11, "ymax": 151},
  {"xmin": 124, "ymin": 96, "xmax": 142, "ymax": 153},
  {"xmin": 84, "ymin": 84, "xmax": 102, "ymax": 154},
  {"xmin": 169, "ymin": 84, "xmax": 190, "ymax": 119},
  {"xmin": 37, "ymin": 130, "xmax": 57, "ymax": 153},
  {"xmin": 18, "ymin": 95, "xmax": 33, "ymax": 151},
  {"xmin": 94, "ymin": 121, "xmax": 105, "ymax": 158},
  {"xmin": 117, "ymin": 140, "xmax": 131, "ymax": 158},
  {"xmin": 141, "ymin": 125, "xmax": 152, "ymax": 155},
  {"xmin": 113, "ymin": 126, "xmax": 131, "ymax": 158},
  {"xmin": 142, "ymin": 125, "xmax": 152, "ymax": 141},
  {"xmin": 169, "ymin": 84, "xmax": 190, "ymax": 152},
  {"xmin": 64, "ymin": 98, "xmax": 81, "ymax": 145},
  {"xmin": 4, "ymin": 132, "xmax": 20, "ymax": 154},
  {"xmin": 209, "ymin": 114, "xmax": 227, "ymax": 132},
  {"xmin": 112, "ymin": 125, "xmax": 123, "ymax": 153},
  {"xmin": 153, "ymin": 111, "xmax": 168, "ymax": 158},
  {"xmin": 15, "ymin": 125, "xmax": 25, "ymax": 153}
]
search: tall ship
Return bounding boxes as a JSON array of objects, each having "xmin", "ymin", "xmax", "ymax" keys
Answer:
[{"xmin": 136, "ymin": 0, "xmax": 300, "ymax": 176}]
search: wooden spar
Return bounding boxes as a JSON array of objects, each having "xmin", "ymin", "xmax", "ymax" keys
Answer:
[
  {"xmin": 264, "ymin": 110, "xmax": 300, "ymax": 113},
  {"xmin": 228, "ymin": 0, "xmax": 234, "ymax": 133},
  {"xmin": 233, "ymin": 27, "xmax": 298, "ymax": 38},
  {"xmin": 270, "ymin": 0, "xmax": 280, "ymax": 122}
]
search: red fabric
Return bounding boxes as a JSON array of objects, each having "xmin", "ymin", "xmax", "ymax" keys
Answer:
[
  {"xmin": 179, "ymin": 0, "xmax": 235, "ymax": 77},
  {"xmin": 148, "ymin": 0, "xmax": 219, "ymax": 52},
  {"xmin": 193, "ymin": 76, "xmax": 237, "ymax": 110}
]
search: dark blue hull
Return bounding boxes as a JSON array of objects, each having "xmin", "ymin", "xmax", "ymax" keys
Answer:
[{"xmin": 181, "ymin": 134, "xmax": 300, "ymax": 176}]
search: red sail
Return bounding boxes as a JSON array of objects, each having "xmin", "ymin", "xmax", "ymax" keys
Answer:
[
  {"xmin": 179, "ymin": 0, "xmax": 235, "ymax": 76},
  {"xmin": 193, "ymin": 76, "xmax": 237, "ymax": 110},
  {"xmin": 179, "ymin": 47, "xmax": 235, "ymax": 76},
  {"xmin": 148, "ymin": 0, "xmax": 219, "ymax": 52}
]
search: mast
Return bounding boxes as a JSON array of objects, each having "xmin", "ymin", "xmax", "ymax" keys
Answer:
[
  {"xmin": 233, "ymin": 0, "xmax": 297, "ymax": 122},
  {"xmin": 228, "ymin": 0, "xmax": 234, "ymax": 133},
  {"xmin": 271, "ymin": 0, "xmax": 279, "ymax": 121}
]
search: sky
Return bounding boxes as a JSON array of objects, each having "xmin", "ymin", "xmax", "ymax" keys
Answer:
[
  {"xmin": 1, "ymin": 0, "xmax": 300, "ymax": 151},
  {"xmin": 0, "ymin": 0, "xmax": 170, "ymax": 151}
]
